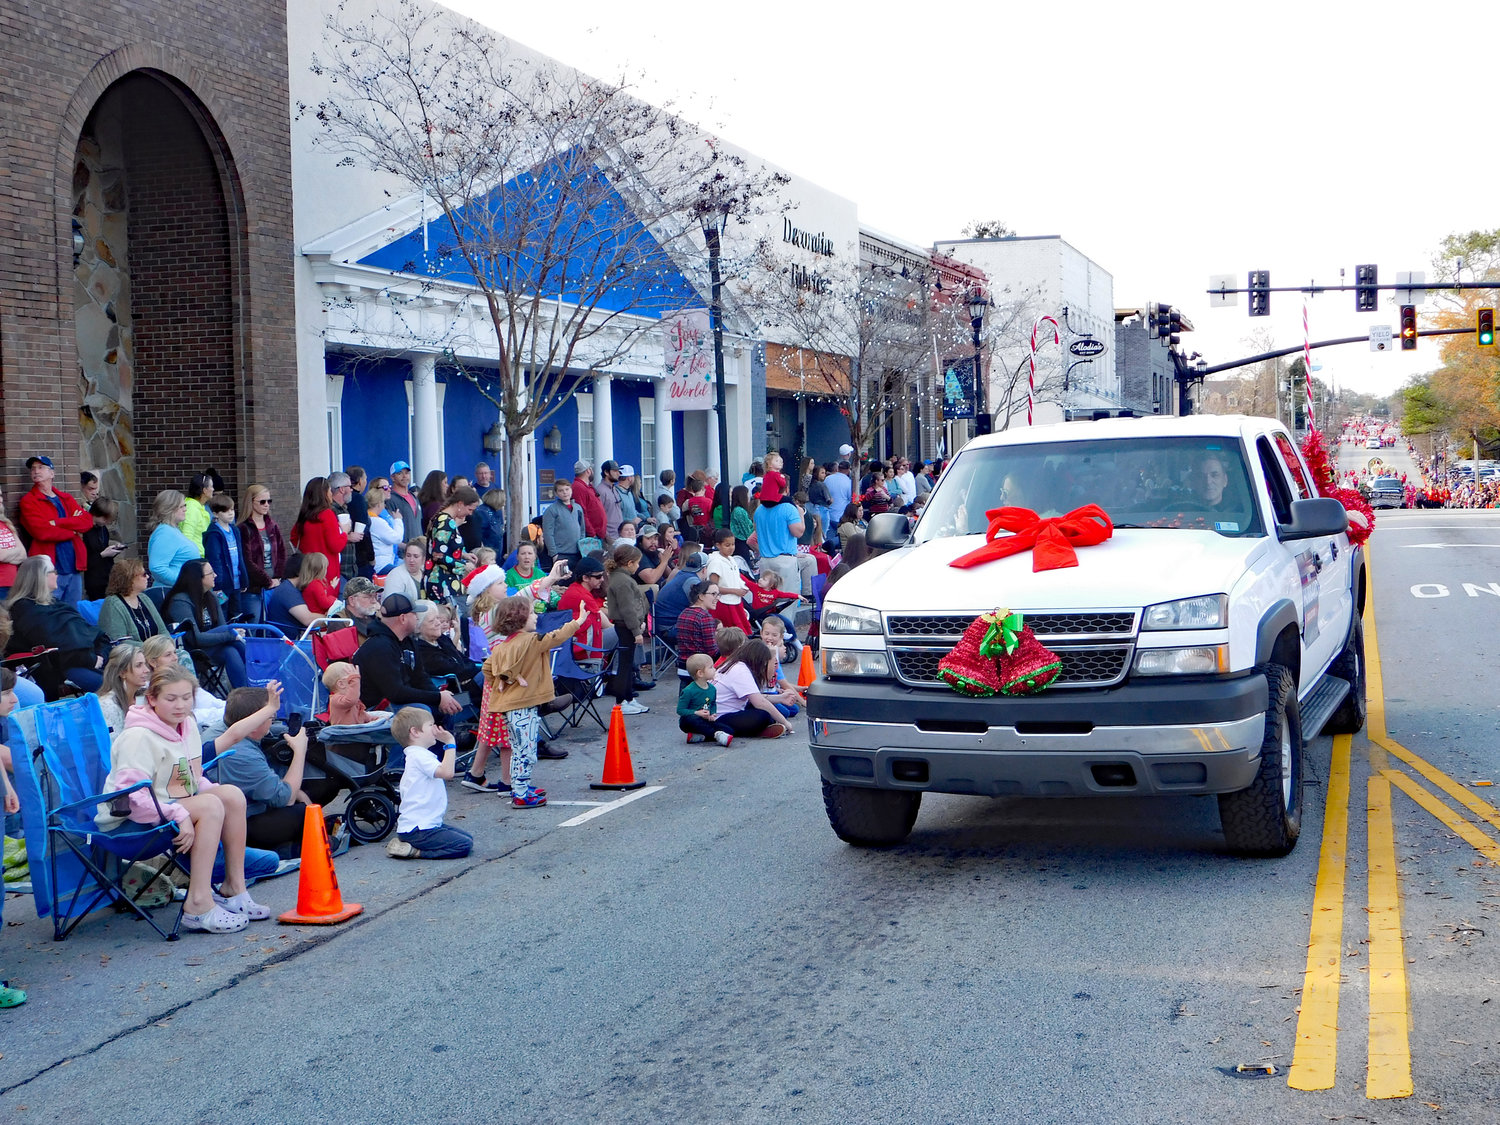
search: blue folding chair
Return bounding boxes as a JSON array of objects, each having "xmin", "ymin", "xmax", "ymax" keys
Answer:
[
  {"xmin": 12, "ymin": 696, "xmax": 189, "ymax": 941},
  {"xmin": 540, "ymin": 610, "xmax": 616, "ymax": 732},
  {"xmin": 76, "ymin": 599, "xmax": 104, "ymax": 626}
]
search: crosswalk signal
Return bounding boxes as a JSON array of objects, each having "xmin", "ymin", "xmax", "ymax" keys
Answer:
[
  {"xmin": 1479, "ymin": 308, "xmax": 1495, "ymax": 347},
  {"xmin": 1400, "ymin": 304, "xmax": 1418, "ymax": 350},
  {"xmin": 1355, "ymin": 264, "xmax": 1378, "ymax": 312},
  {"xmin": 1249, "ymin": 271, "xmax": 1270, "ymax": 317}
]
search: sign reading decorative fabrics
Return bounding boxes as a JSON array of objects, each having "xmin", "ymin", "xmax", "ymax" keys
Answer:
[{"xmin": 663, "ymin": 309, "xmax": 714, "ymax": 410}]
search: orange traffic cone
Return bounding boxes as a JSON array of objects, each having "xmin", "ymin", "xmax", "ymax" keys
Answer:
[
  {"xmin": 797, "ymin": 644, "xmax": 817, "ymax": 690},
  {"xmin": 277, "ymin": 804, "xmax": 363, "ymax": 925},
  {"xmin": 591, "ymin": 704, "xmax": 647, "ymax": 790}
]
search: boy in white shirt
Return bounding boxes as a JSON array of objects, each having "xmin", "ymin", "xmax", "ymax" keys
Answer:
[{"xmin": 386, "ymin": 707, "xmax": 473, "ymax": 860}]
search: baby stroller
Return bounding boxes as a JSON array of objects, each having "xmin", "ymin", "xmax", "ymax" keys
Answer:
[{"xmin": 267, "ymin": 717, "xmax": 404, "ymax": 845}]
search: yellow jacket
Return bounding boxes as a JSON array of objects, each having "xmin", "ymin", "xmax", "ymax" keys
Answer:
[{"xmin": 482, "ymin": 616, "xmax": 583, "ymax": 713}]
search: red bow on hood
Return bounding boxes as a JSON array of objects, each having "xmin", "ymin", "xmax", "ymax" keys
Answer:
[{"xmin": 949, "ymin": 504, "xmax": 1114, "ymax": 572}]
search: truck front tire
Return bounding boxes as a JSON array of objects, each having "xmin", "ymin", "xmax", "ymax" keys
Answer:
[
  {"xmin": 1218, "ymin": 664, "xmax": 1302, "ymax": 857},
  {"xmin": 822, "ymin": 780, "xmax": 921, "ymax": 847}
]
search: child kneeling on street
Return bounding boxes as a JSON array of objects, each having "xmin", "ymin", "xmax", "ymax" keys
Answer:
[
  {"xmin": 387, "ymin": 706, "xmax": 473, "ymax": 860},
  {"xmin": 678, "ymin": 653, "xmax": 734, "ymax": 746}
]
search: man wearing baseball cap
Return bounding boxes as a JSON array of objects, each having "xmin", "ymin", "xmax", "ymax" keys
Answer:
[
  {"xmin": 595, "ymin": 459, "xmax": 624, "ymax": 542},
  {"xmin": 385, "ymin": 461, "xmax": 421, "ymax": 541},
  {"xmin": 19, "ymin": 455, "xmax": 94, "ymax": 604},
  {"xmin": 652, "ymin": 549, "xmax": 708, "ymax": 643},
  {"xmin": 334, "ymin": 575, "xmax": 382, "ymax": 641},
  {"xmin": 352, "ymin": 592, "xmax": 462, "ymax": 718}
]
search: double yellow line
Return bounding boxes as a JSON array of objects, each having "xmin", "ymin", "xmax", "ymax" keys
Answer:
[{"xmin": 1291, "ymin": 576, "xmax": 1500, "ymax": 1099}]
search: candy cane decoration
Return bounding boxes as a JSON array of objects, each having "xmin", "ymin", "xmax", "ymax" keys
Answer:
[
  {"xmin": 1302, "ymin": 301, "xmax": 1317, "ymax": 431},
  {"xmin": 1029, "ymin": 315, "xmax": 1060, "ymax": 426}
]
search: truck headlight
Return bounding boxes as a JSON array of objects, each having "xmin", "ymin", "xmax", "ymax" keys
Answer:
[
  {"xmin": 1133, "ymin": 646, "xmax": 1229, "ymax": 676},
  {"xmin": 822, "ymin": 602, "xmax": 882, "ymax": 635},
  {"xmin": 1141, "ymin": 594, "xmax": 1228, "ymax": 630},
  {"xmin": 825, "ymin": 649, "xmax": 892, "ymax": 677}
]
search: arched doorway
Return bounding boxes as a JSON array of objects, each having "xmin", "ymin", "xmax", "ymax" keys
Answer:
[{"xmin": 71, "ymin": 70, "xmax": 244, "ymax": 546}]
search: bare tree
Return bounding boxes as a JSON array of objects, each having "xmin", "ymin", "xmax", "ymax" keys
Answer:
[
  {"xmin": 303, "ymin": 0, "xmax": 782, "ymax": 544},
  {"xmin": 982, "ymin": 284, "xmax": 1068, "ymax": 430},
  {"xmin": 745, "ymin": 254, "xmax": 975, "ymax": 458}
]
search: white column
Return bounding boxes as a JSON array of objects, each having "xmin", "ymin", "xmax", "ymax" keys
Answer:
[
  {"xmin": 705, "ymin": 409, "xmax": 720, "ymax": 480},
  {"xmin": 593, "ymin": 372, "xmax": 614, "ymax": 468},
  {"xmin": 653, "ymin": 379, "xmax": 674, "ymax": 490},
  {"xmin": 410, "ymin": 352, "xmax": 440, "ymax": 477}
]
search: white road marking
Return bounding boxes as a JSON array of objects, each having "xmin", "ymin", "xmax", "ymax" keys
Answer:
[
  {"xmin": 558, "ymin": 786, "xmax": 664, "ymax": 826},
  {"xmin": 1401, "ymin": 543, "xmax": 1500, "ymax": 549},
  {"xmin": 547, "ymin": 800, "xmax": 606, "ymax": 807}
]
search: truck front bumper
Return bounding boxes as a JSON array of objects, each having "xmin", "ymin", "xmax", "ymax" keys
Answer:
[{"xmin": 807, "ymin": 674, "xmax": 1268, "ymax": 798}]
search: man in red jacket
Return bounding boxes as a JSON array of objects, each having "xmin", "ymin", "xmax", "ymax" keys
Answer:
[
  {"xmin": 571, "ymin": 460, "xmax": 606, "ymax": 541},
  {"xmin": 18, "ymin": 455, "xmax": 93, "ymax": 605}
]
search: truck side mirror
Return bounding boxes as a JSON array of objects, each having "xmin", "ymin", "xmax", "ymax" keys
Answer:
[
  {"xmin": 865, "ymin": 512, "xmax": 912, "ymax": 551},
  {"xmin": 1277, "ymin": 497, "xmax": 1348, "ymax": 541}
]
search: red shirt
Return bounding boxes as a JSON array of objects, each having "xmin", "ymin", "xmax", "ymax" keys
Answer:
[
  {"xmin": 557, "ymin": 580, "xmax": 605, "ymax": 653},
  {"xmin": 573, "ymin": 476, "xmax": 606, "ymax": 539},
  {"xmin": 683, "ymin": 495, "xmax": 713, "ymax": 527},
  {"xmin": 291, "ymin": 509, "xmax": 348, "ymax": 589}
]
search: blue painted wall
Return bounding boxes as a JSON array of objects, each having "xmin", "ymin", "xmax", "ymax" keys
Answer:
[
  {"xmin": 535, "ymin": 389, "xmax": 581, "ymax": 496},
  {"xmin": 440, "ymin": 368, "xmax": 502, "ymax": 484},
  {"xmin": 333, "ymin": 354, "xmax": 411, "ymax": 479}
]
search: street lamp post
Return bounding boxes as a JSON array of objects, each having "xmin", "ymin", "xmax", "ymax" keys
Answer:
[
  {"xmin": 702, "ymin": 207, "xmax": 731, "ymax": 496},
  {"xmin": 968, "ymin": 291, "xmax": 988, "ymax": 431}
]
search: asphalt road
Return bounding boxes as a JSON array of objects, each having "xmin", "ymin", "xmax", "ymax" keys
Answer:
[{"xmin": 5, "ymin": 451, "xmax": 1500, "ymax": 1121}]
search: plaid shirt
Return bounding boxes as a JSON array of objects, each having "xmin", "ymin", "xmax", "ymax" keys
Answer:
[{"xmin": 675, "ymin": 606, "xmax": 719, "ymax": 666}]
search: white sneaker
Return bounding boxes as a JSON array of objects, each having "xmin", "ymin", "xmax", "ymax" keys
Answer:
[
  {"xmin": 618, "ymin": 700, "xmax": 649, "ymax": 716},
  {"xmin": 714, "ymin": 730, "xmax": 734, "ymax": 746}
]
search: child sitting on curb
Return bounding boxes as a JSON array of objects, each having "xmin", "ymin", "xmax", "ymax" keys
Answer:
[
  {"xmin": 386, "ymin": 706, "xmax": 472, "ymax": 860},
  {"xmin": 758, "ymin": 617, "xmax": 804, "ymax": 719},
  {"xmin": 678, "ymin": 653, "xmax": 733, "ymax": 746},
  {"xmin": 713, "ymin": 626, "xmax": 747, "ymax": 670}
]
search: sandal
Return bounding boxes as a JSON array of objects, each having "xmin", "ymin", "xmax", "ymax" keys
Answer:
[
  {"xmin": 0, "ymin": 983, "xmax": 26, "ymax": 1008},
  {"xmin": 214, "ymin": 891, "xmax": 272, "ymax": 921},
  {"xmin": 181, "ymin": 904, "xmax": 250, "ymax": 934}
]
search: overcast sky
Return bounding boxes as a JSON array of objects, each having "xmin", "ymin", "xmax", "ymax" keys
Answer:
[{"xmin": 446, "ymin": 0, "xmax": 1498, "ymax": 400}]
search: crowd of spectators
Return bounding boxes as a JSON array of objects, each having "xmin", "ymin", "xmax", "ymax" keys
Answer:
[{"xmin": 2, "ymin": 444, "xmax": 934, "ymax": 1002}]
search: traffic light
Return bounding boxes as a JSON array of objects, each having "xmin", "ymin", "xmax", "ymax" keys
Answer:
[
  {"xmin": 1479, "ymin": 308, "xmax": 1495, "ymax": 347},
  {"xmin": 1166, "ymin": 308, "xmax": 1182, "ymax": 349},
  {"xmin": 1355, "ymin": 264, "xmax": 1378, "ymax": 312},
  {"xmin": 1249, "ymin": 271, "xmax": 1270, "ymax": 317},
  {"xmin": 1151, "ymin": 301, "xmax": 1171, "ymax": 340},
  {"xmin": 1400, "ymin": 304, "xmax": 1417, "ymax": 350}
]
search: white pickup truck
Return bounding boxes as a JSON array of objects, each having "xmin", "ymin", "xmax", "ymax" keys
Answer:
[{"xmin": 808, "ymin": 415, "xmax": 1366, "ymax": 856}]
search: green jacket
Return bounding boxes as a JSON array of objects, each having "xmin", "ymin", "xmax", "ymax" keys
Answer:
[{"xmin": 97, "ymin": 594, "xmax": 194, "ymax": 670}]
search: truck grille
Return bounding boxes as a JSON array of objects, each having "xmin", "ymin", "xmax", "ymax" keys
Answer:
[
  {"xmin": 889, "ymin": 643, "xmax": 1133, "ymax": 689},
  {"xmin": 885, "ymin": 611, "xmax": 1137, "ymax": 639}
]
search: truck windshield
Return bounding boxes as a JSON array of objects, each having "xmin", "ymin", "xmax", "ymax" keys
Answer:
[{"xmin": 913, "ymin": 436, "xmax": 1265, "ymax": 543}]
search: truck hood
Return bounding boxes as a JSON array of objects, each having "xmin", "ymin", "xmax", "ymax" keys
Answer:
[{"xmin": 830, "ymin": 530, "xmax": 1268, "ymax": 613}]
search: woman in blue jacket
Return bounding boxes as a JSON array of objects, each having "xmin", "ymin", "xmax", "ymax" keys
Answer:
[{"xmin": 147, "ymin": 489, "xmax": 201, "ymax": 589}]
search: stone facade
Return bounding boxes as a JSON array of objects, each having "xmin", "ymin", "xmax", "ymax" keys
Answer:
[{"xmin": 0, "ymin": 3, "xmax": 298, "ymax": 549}]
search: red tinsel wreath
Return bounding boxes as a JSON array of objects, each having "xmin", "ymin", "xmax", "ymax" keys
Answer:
[{"xmin": 1301, "ymin": 429, "xmax": 1374, "ymax": 547}]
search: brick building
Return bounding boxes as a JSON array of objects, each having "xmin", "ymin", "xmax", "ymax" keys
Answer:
[{"xmin": 0, "ymin": 2, "xmax": 298, "ymax": 546}]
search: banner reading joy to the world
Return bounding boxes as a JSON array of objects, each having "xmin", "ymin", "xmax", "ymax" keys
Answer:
[{"xmin": 662, "ymin": 308, "xmax": 714, "ymax": 411}]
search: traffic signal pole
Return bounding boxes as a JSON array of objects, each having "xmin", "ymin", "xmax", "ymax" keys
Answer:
[{"xmin": 1193, "ymin": 326, "xmax": 1474, "ymax": 378}]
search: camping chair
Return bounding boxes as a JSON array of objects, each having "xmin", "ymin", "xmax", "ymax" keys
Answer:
[
  {"xmin": 539, "ymin": 610, "xmax": 615, "ymax": 732},
  {"xmin": 12, "ymin": 696, "xmax": 189, "ymax": 941},
  {"xmin": 645, "ymin": 617, "xmax": 680, "ymax": 683},
  {"xmin": 76, "ymin": 599, "xmax": 105, "ymax": 626}
]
